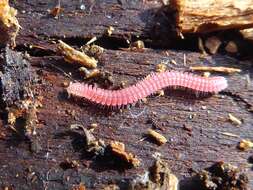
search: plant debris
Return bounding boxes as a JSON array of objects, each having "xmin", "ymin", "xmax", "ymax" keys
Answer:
[
  {"xmin": 195, "ymin": 161, "xmax": 249, "ymax": 190},
  {"xmin": 57, "ymin": 40, "xmax": 97, "ymax": 68},
  {"xmin": 190, "ymin": 66, "xmax": 241, "ymax": 74},
  {"xmin": 147, "ymin": 129, "xmax": 167, "ymax": 145},
  {"xmin": 228, "ymin": 113, "xmax": 242, "ymax": 126},
  {"xmin": 0, "ymin": 0, "xmax": 20, "ymax": 47},
  {"xmin": 129, "ymin": 159, "xmax": 178, "ymax": 190},
  {"xmin": 237, "ymin": 139, "xmax": 253, "ymax": 151},
  {"xmin": 108, "ymin": 141, "xmax": 140, "ymax": 168}
]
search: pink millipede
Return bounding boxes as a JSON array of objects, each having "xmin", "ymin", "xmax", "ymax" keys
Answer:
[{"xmin": 66, "ymin": 71, "xmax": 228, "ymax": 108}]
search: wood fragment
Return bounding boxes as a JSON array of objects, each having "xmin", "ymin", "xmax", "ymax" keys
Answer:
[
  {"xmin": 109, "ymin": 141, "xmax": 140, "ymax": 168},
  {"xmin": 49, "ymin": 0, "xmax": 63, "ymax": 18},
  {"xmin": 220, "ymin": 132, "xmax": 239, "ymax": 138},
  {"xmin": 147, "ymin": 129, "xmax": 167, "ymax": 145},
  {"xmin": 130, "ymin": 159, "xmax": 178, "ymax": 190},
  {"xmin": 240, "ymin": 28, "xmax": 253, "ymax": 41},
  {"xmin": 130, "ymin": 40, "xmax": 145, "ymax": 50},
  {"xmin": 171, "ymin": 0, "xmax": 253, "ymax": 33},
  {"xmin": 228, "ymin": 113, "xmax": 242, "ymax": 126},
  {"xmin": 190, "ymin": 66, "xmax": 241, "ymax": 74},
  {"xmin": 106, "ymin": 26, "xmax": 115, "ymax": 36},
  {"xmin": 57, "ymin": 40, "xmax": 97, "ymax": 68},
  {"xmin": 205, "ymin": 36, "xmax": 221, "ymax": 54},
  {"xmin": 156, "ymin": 63, "xmax": 167, "ymax": 73},
  {"xmin": 79, "ymin": 67, "xmax": 101, "ymax": 79},
  {"xmin": 238, "ymin": 139, "xmax": 253, "ymax": 151},
  {"xmin": 203, "ymin": 72, "xmax": 211, "ymax": 78},
  {"xmin": 0, "ymin": 0, "xmax": 20, "ymax": 47},
  {"xmin": 225, "ymin": 41, "xmax": 238, "ymax": 53}
]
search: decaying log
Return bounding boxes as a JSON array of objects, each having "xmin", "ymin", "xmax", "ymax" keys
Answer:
[{"xmin": 171, "ymin": 0, "xmax": 253, "ymax": 33}]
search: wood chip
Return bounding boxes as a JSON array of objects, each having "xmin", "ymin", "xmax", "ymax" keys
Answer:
[
  {"xmin": 109, "ymin": 141, "xmax": 140, "ymax": 167},
  {"xmin": 238, "ymin": 139, "xmax": 253, "ymax": 151},
  {"xmin": 147, "ymin": 129, "xmax": 167, "ymax": 145},
  {"xmin": 190, "ymin": 66, "xmax": 241, "ymax": 74},
  {"xmin": 57, "ymin": 40, "xmax": 97, "ymax": 68},
  {"xmin": 228, "ymin": 113, "xmax": 242, "ymax": 126}
]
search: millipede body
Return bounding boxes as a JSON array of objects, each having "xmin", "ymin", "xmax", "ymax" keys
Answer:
[{"xmin": 66, "ymin": 71, "xmax": 228, "ymax": 107}]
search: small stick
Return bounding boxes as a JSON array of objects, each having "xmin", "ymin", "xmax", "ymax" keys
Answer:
[{"xmin": 190, "ymin": 66, "xmax": 241, "ymax": 74}]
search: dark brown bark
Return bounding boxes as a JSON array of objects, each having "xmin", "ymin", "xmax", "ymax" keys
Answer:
[{"xmin": 0, "ymin": 1, "xmax": 252, "ymax": 190}]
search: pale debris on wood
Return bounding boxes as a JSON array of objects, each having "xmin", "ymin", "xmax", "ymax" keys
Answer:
[
  {"xmin": 238, "ymin": 139, "xmax": 253, "ymax": 151},
  {"xmin": 0, "ymin": 0, "xmax": 20, "ymax": 47},
  {"xmin": 228, "ymin": 113, "xmax": 242, "ymax": 126},
  {"xmin": 190, "ymin": 66, "xmax": 241, "ymax": 74},
  {"xmin": 57, "ymin": 40, "xmax": 97, "ymax": 68},
  {"xmin": 147, "ymin": 129, "xmax": 167, "ymax": 145}
]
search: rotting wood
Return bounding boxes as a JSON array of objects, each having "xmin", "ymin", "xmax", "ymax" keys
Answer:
[{"xmin": 171, "ymin": 0, "xmax": 253, "ymax": 33}]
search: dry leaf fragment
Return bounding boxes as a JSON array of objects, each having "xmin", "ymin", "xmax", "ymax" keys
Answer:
[{"xmin": 57, "ymin": 40, "xmax": 97, "ymax": 68}]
